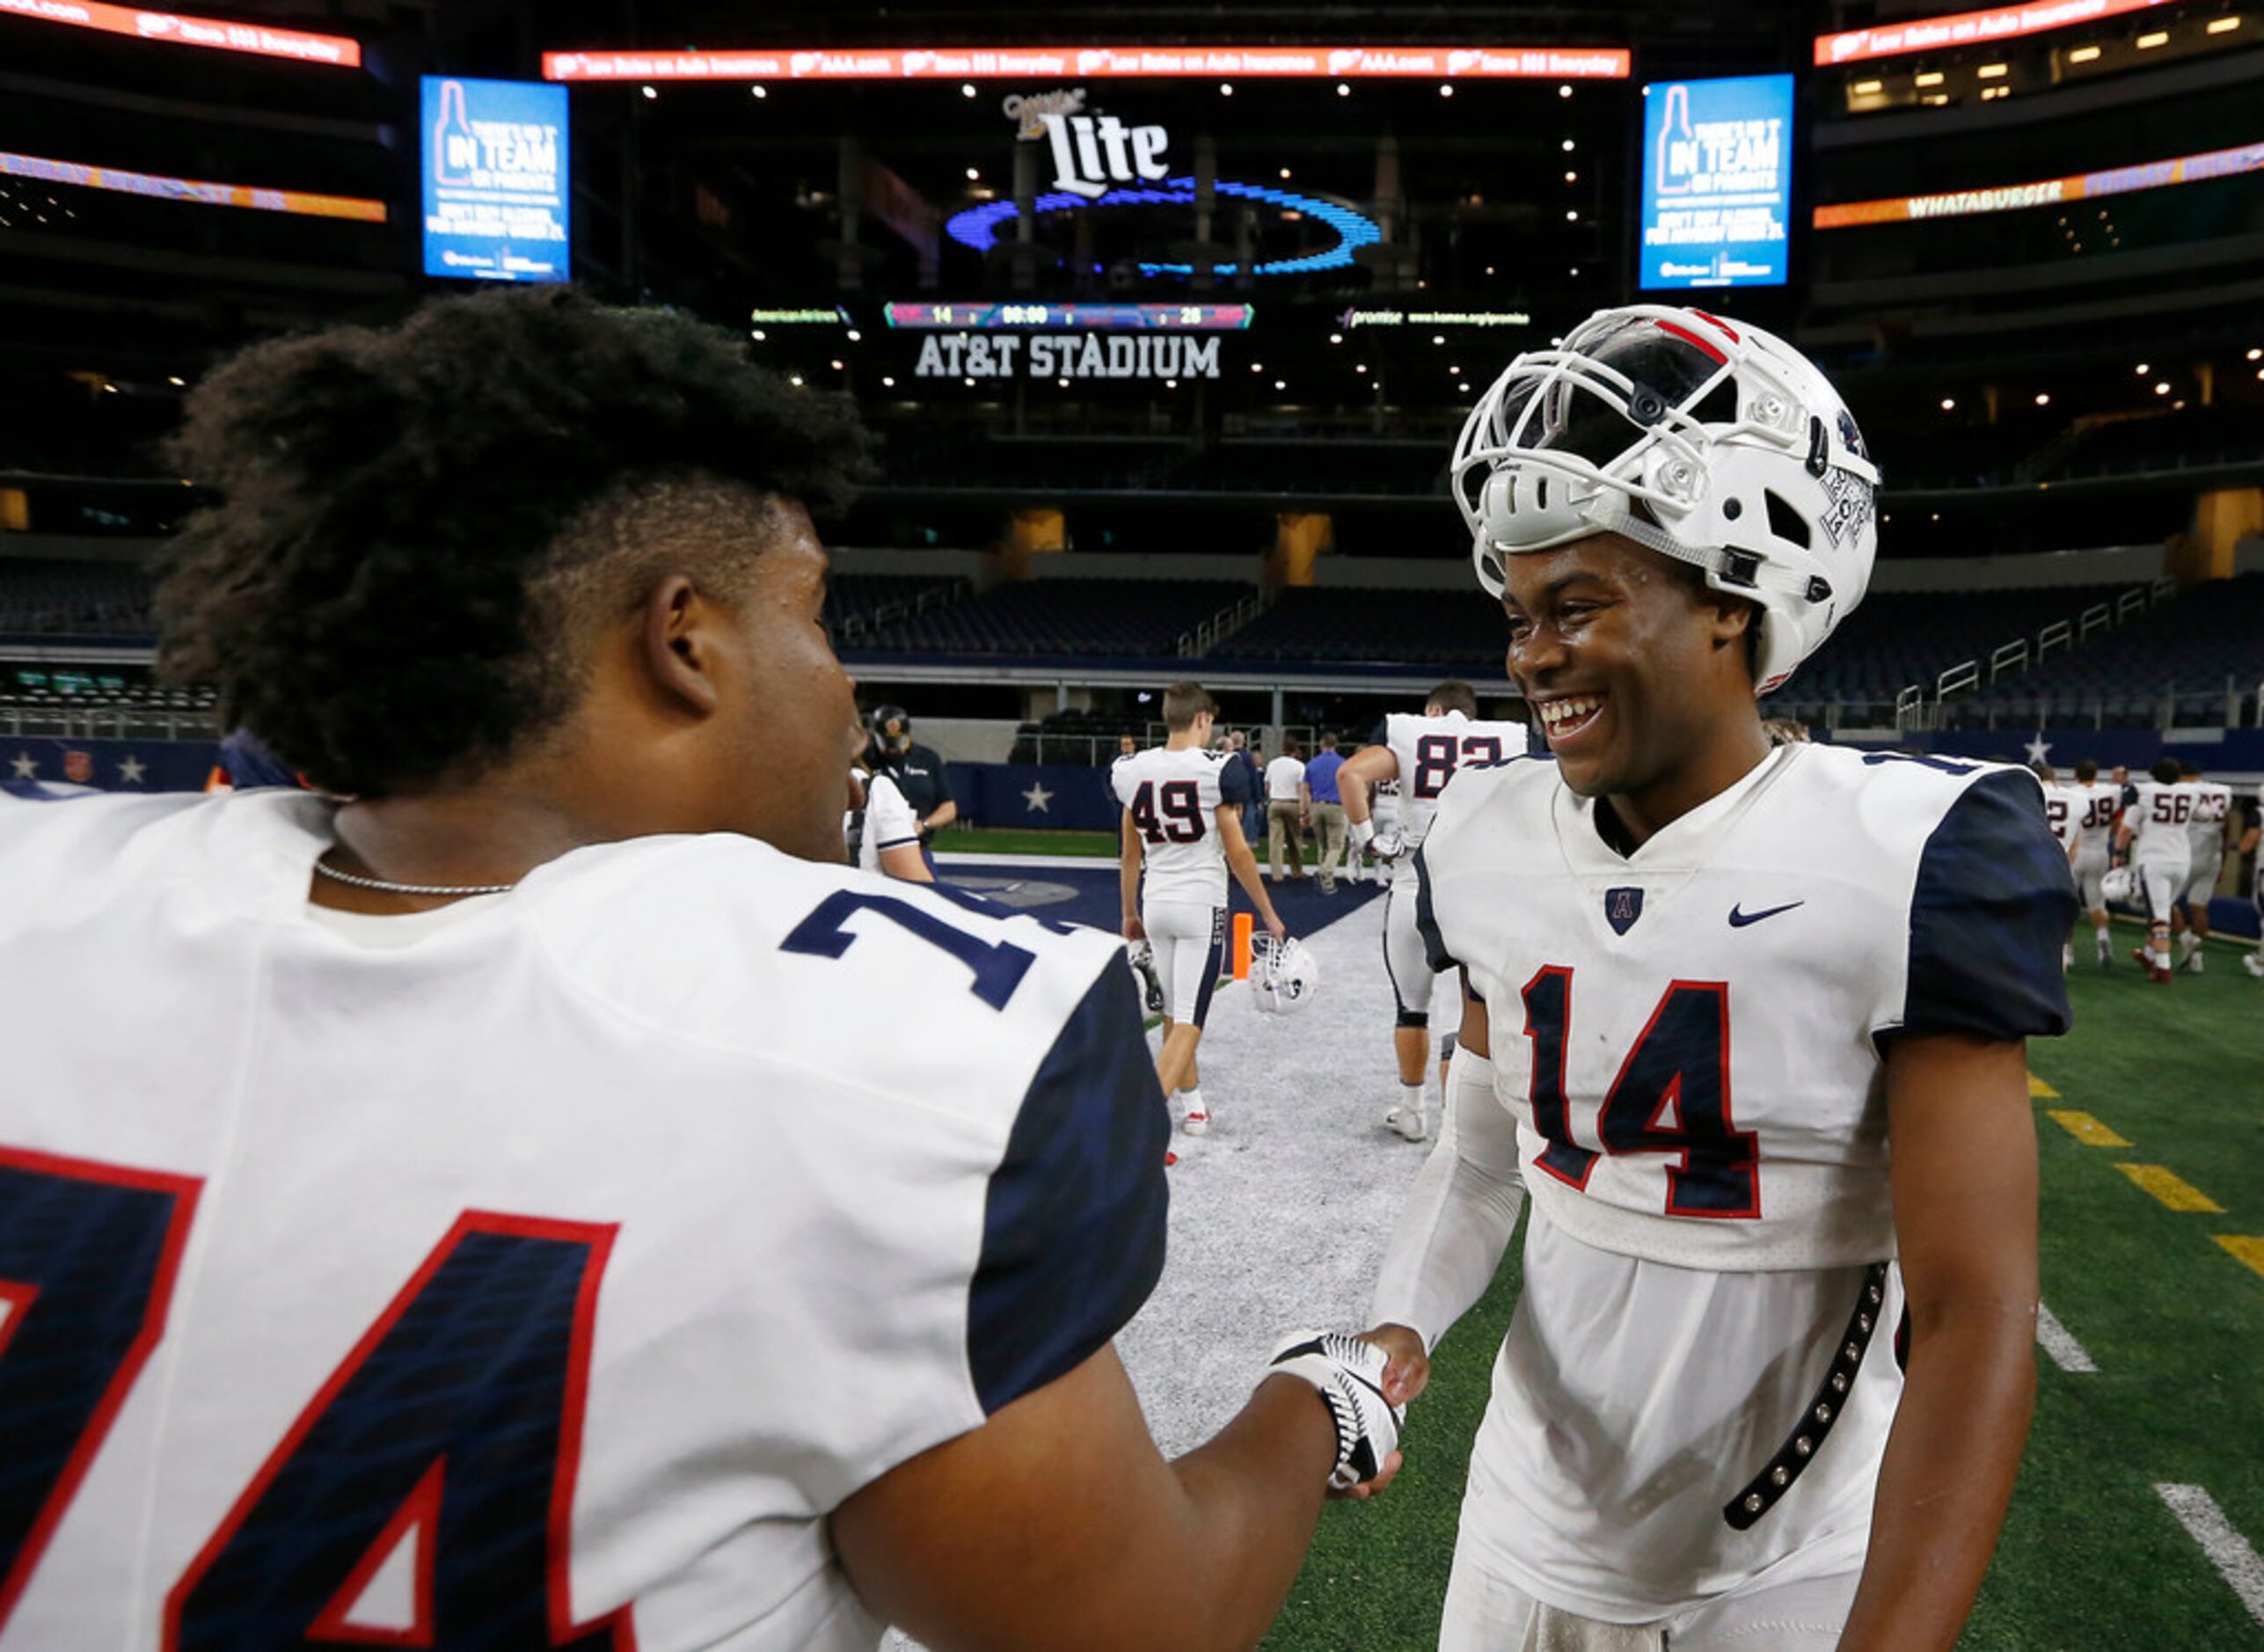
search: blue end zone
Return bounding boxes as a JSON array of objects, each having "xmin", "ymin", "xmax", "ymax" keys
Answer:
[{"xmin": 934, "ymin": 858, "xmax": 1385, "ymax": 939}]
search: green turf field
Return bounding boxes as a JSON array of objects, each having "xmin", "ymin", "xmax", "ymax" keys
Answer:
[{"xmin": 1263, "ymin": 928, "xmax": 2264, "ymax": 1649}]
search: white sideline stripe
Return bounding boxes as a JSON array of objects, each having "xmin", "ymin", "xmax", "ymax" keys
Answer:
[
  {"xmin": 2035, "ymin": 1303, "xmax": 2097, "ymax": 1372},
  {"xmin": 2156, "ymin": 1483, "xmax": 2264, "ymax": 1627}
]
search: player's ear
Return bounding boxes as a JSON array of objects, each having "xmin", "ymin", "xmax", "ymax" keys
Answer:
[{"xmin": 639, "ymin": 574, "xmax": 723, "ymax": 717}]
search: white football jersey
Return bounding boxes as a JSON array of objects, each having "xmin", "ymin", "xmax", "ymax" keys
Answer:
[
  {"xmin": 1413, "ymin": 744, "xmax": 2071, "ymax": 1618},
  {"xmin": 2186, "ymin": 780, "xmax": 2233, "ymax": 860},
  {"xmin": 2041, "ymin": 784, "xmax": 2080, "ymax": 853},
  {"xmin": 1111, "ymin": 743, "xmax": 1250, "ymax": 908},
  {"xmin": 0, "ymin": 790, "xmax": 1168, "ymax": 1650},
  {"xmin": 1381, "ymin": 710, "xmax": 1530, "ymax": 866},
  {"xmin": 857, "ymin": 769, "xmax": 921, "ymax": 874},
  {"xmin": 2124, "ymin": 780, "xmax": 2197, "ymax": 868},
  {"xmin": 2065, "ymin": 780, "xmax": 2121, "ymax": 860}
]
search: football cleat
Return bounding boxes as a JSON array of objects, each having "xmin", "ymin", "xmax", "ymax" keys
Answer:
[
  {"xmin": 1182, "ymin": 1107, "xmax": 1209, "ymax": 1136},
  {"xmin": 2244, "ymin": 953, "xmax": 2264, "ymax": 978},
  {"xmin": 1384, "ymin": 1105, "xmax": 1428, "ymax": 1143},
  {"xmin": 1251, "ymin": 934, "xmax": 1320, "ymax": 1014}
]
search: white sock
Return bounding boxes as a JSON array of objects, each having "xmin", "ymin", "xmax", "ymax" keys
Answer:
[
  {"xmin": 1179, "ymin": 1086, "xmax": 1206, "ymax": 1117},
  {"xmin": 1399, "ymin": 1081, "xmax": 1426, "ymax": 1115}
]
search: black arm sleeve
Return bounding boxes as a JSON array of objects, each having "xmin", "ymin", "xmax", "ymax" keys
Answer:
[
  {"xmin": 967, "ymin": 963, "xmax": 1171, "ymax": 1414},
  {"xmin": 1898, "ymin": 770, "xmax": 2078, "ymax": 1043}
]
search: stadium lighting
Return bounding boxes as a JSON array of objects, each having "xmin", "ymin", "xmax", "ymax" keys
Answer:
[
  {"xmin": 1978, "ymin": 62, "xmax": 2008, "ymax": 77},
  {"xmin": 1851, "ymin": 78, "xmax": 1883, "ymax": 94},
  {"xmin": 829, "ymin": 359, "xmax": 844, "ymax": 370},
  {"xmin": 1220, "ymin": 82, "xmax": 1234, "ymax": 95},
  {"xmin": 2208, "ymin": 15, "xmax": 2242, "ymax": 33},
  {"xmin": 1165, "ymin": 378, "xmax": 1178, "ymax": 387},
  {"xmin": 880, "ymin": 376, "xmax": 895, "ymax": 387},
  {"xmin": 1356, "ymin": 363, "xmax": 1369, "ymax": 374},
  {"xmin": 1565, "ymin": 170, "xmax": 1578, "ymax": 183},
  {"xmin": 1251, "ymin": 361, "xmax": 1264, "ymax": 372},
  {"xmin": 751, "ymin": 84, "xmax": 768, "ymax": 97},
  {"xmin": 2155, "ymin": 381, "xmax": 2171, "ymax": 394},
  {"xmin": 1565, "ymin": 208, "xmax": 1578, "ymax": 221},
  {"xmin": 1337, "ymin": 83, "xmax": 1351, "ymax": 96},
  {"xmin": 1460, "ymin": 382, "xmax": 1472, "ymax": 391},
  {"xmin": 2135, "ymin": 362, "xmax": 2150, "ymax": 374},
  {"xmin": 1485, "ymin": 265, "xmax": 1496, "ymax": 275},
  {"xmin": 1058, "ymin": 378, "xmax": 1070, "ymax": 388},
  {"xmin": 1274, "ymin": 379, "xmax": 1288, "ymax": 390},
  {"xmin": 845, "ymin": 329, "xmax": 861, "ymax": 341},
  {"xmin": 167, "ymin": 376, "xmax": 186, "ymax": 387},
  {"xmin": 2034, "ymin": 391, "xmax": 2051, "ymax": 406},
  {"xmin": 1280, "ymin": 167, "xmax": 1292, "ymax": 179},
  {"xmin": 751, "ymin": 329, "xmax": 766, "ymax": 340},
  {"xmin": 641, "ymin": 84, "xmax": 657, "ymax": 99},
  {"xmin": 966, "ymin": 167, "xmax": 981, "ymax": 181},
  {"xmin": 1562, "ymin": 138, "xmax": 1575, "ymax": 151},
  {"xmin": 1432, "ymin": 335, "xmax": 1445, "ymax": 345},
  {"xmin": 1569, "ymin": 267, "xmax": 1579, "ymax": 276},
  {"xmin": 1440, "ymin": 84, "xmax": 1455, "ymax": 97},
  {"xmin": 961, "ymin": 83, "xmax": 977, "ymax": 97},
  {"xmin": 1329, "ymin": 333, "xmax": 1343, "ymax": 343},
  {"xmin": 788, "ymin": 375, "xmax": 804, "ymax": 385},
  {"xmin": 1558, "ymin": 84, "xmax": 1573, "ymax": 97},
  {"xmin": 2248, "ymin": 347, "xmax": 2262, "ymax": 360},
  {"xmin": 1914, "ymin": 70, "xmax": 1945, "ymax": 86},
  {"xmin": 2069, "ymin": 44, "xmax": 2103, "ymax": 62},
  {"xmin": 1940, "ymin": 397, "xmax": 1956, "ymax": 411},
  {"xmin": 2136, "ymin": 30, "xmax": 2169, "ymax": 47}
]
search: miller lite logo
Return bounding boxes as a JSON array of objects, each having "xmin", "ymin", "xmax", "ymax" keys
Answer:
[{"xmin": 1035, "ymin": 110, "xmax": 1171, "ymax": 200}]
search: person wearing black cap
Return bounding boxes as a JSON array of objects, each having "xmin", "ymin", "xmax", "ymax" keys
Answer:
[{"xmin": 869, "ymin": 704, "xmax": 957, "ymax": 861}]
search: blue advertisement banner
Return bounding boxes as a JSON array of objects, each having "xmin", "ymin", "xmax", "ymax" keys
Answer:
[
  {"xmin": 1639, "ymin": 72, "xmax": 1793, "ymax": 290},
  {"xmin": 420, "ymin": 75, "xmax": 570, "ymax": 282}
]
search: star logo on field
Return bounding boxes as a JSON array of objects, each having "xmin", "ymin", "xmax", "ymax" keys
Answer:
[
  {"xmin": 2024, "ymin": 732, "xmax": 2052, "ymax": 765},
  {"xmin": 1022, "ymin": 781, "xmax": 1055, "ymax": 814},
  {"xmin": 117, "ymin": 755, "xmax": 147, "ymax": 786},
  {"xmin": 8, "ymin": 753, "xmax": 34, "ymax": 780}
]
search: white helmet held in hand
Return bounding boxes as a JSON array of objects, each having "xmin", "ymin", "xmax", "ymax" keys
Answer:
[
  {"xmin": 1451, "ymin": 304, "xmax": 1881, "ymax": 696},
  {"xmin": 1250, "ymin": 934, "xmax": 1319, "ymax": 1015},
  {"xmin": 2101, "ymin": 866, "xmax": 2136, "ymax": 906}
]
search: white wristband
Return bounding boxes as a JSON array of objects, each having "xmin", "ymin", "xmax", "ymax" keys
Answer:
[{"xmin": 1349, "ymin": 819, "xmax": 1375, "ymax": 852}]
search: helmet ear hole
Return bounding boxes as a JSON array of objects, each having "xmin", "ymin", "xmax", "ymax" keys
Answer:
[{"xmin": 1764, "ymin": 489, "xmax": 1810, "ymax": 551}]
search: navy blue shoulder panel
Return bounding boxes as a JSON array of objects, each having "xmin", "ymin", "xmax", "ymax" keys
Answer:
[
  {"xmin": 968, "ymin": 961, "xmax": 1170, "ymax": 1414},
  {"xmin": 1413, "ymin": 844, "xmax": 1457, "ymax": 974},
  {"xmin": 1218, "ymin": 757, "xmax": 1253, "ymax": 806},
  {"xmin": 1901, "ymin": 769, "xmax": 2077, "ymax": 1043}
]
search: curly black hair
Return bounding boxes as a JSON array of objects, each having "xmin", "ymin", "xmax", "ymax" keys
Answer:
[{"xmin": 154, "ymin": 287, "xmax": 873, "ymax": 796}]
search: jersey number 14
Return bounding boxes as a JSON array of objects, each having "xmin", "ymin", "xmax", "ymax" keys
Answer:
[{"xmin": 1520, "ymin": 968, "xmax": 1761, "ymax": 1218}]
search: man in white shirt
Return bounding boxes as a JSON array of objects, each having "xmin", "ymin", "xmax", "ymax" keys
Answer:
[
  {"xmin": 1368, "ymin": 304, "xmax": 2066, "ymax": 1648},
  {"xmin": 0, "ymin": 289, "xmax": 1403, "ymax": 1650},
  {"xmin": 1265, "ymin": 739, "xmax": 1311, "ymax": 884},
  {"xmin": 2171, "ymin": 759, "xmax": 2235, "ymax": 973},
  {"xmin": 2117, "ymin": 756, "xmax": 2196, "ymax": 983},
  {"xmin": 1336, "ymin": 683, "xmax": 1529, "ymax": 1142},
  {"xmin": 2063, "ymin": 757, "xmax": 2122, "ymax": 968},
  {"xmin": 1114, "ymin": 683, "xmax": 1288, "ymax": 1140}
]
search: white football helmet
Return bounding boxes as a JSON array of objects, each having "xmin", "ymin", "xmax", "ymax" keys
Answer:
[
  {"xmin": 2101, "ymin": 866, "xmax": 2136, "ymax": 905},
  {"xmin": 1250, "ymin": 934, "xmax": 1319, "ymax": 1015},
  {"xmin": 1451, "ymin": 305, "xmax": 1881, "ymax": 696}
]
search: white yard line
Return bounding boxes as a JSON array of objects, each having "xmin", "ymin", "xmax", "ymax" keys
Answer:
[
  {"xmin": 2034, "ymin": 1303, "xmax": 2098, "ymax": 1372},
  {"xmin": 2156, "ymin": 1484, "xmax": 2264, "ymax": 1628}
]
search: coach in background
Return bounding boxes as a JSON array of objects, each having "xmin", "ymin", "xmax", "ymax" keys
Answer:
[
  {"xmin": 1265, "ymin": 738, "xmax": 1310, "ymax": 885},
  {"xmin": 868, "ymin": 703, "xmax": 957, "ymax": 852},
  {"xmin": 1304, "ymin": 732, "xmax": 1348, "ymax": 894},
  {"xmin": 0, "ymin": 289, "xmax": 1402, "ymax": 1650}
]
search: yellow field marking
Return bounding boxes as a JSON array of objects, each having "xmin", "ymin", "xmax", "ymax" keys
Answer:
[
  {"xmin": 2028, "ymin": 1072, "xmax": 2060, "ymax": 1099},
  {"xmin": 2217, "ymin": 1237, "xmax": 2264, "ymax": 1282},
  {"xmin": 2047, "ymin": 1109, "xmax": 2131, "ymax": 1148},
  {"xmin": 2115, "ymin": 1164, "xmax": 2225, "ymax": 1213}
]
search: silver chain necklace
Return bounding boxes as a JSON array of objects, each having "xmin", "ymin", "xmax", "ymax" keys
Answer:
[{"xmin": 312, "ymin": 857, "xmax": 517, "ymax": 898}]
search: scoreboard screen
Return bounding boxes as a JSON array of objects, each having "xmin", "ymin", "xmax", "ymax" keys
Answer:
[
  {"xmin": 420, "ymin": 76, "xmax": 571, "ymax": 283},
  {"xmin": 883, "ymin": 302, "xmax": 1253, "ymax": 332},
  {"xmin": 1638, "ymin": 72, "xmax": 1793, "ymax": 290}
]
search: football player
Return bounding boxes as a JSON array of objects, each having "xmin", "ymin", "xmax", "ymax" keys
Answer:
[
  {"xmin": 2034, "ymin": 760, "xmax": 2079, "ymax": 970},
  {"xmin": 0, "ymin": 289, "xmax": 1402, "ymax": 1650},
  {"xmin": 2116, "ymin": 756, "xmax": 2195, "ymax": 983},
  {"xmin": 2170, "ymin": 759, "xmax": 2233, "ymax": 973},
  {"xmin": 2240, "ymin": 791, "xmax": 2264, "ymax": 978},
  {"xmin": 853, "ymin": 726, "xmax": 932, "ymax": 882},
  {"xmin": 2064, "ymin": 757, "xmax": 2122, "ymax": 968},
  {"xmin": 1363, "ymin": 304, "xmax": 2071, "ymax": 1648},
  {"xmin": 1338, "ymin": 682, "xmax": 1529, "ymax": 1142},
  {"xmin": 1114, "ymin": 681, "xmax": 1288, "ymax": 1139}
]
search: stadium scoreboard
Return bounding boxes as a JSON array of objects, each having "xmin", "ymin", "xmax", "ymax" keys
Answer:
[
  {"xmin": 883, "ymin": 303, "xmax": 1253, "ymax": 331},
  {"xmin": 1639, "ymin": 72, "xmax": 1793, "ymax": 290}
]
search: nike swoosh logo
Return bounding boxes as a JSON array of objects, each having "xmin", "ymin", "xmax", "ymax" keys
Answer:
[{"xmin": 1728, "ymin": 901, "xmax": 1804, "ymax": 928}]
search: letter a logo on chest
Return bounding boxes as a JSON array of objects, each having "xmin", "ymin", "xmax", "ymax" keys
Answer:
[{"xmin": 1604, "ymin": 886, "xmax": 1644, "ymax": 936}]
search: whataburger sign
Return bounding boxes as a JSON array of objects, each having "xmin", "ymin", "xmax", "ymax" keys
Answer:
[
  {"xmin": 543, "ymin": 44, "xmax": 1629, "ymax": 82},
  {"xmin": 1814, "ymin": 138, "xmax": 2264, "ymax": 227}
]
